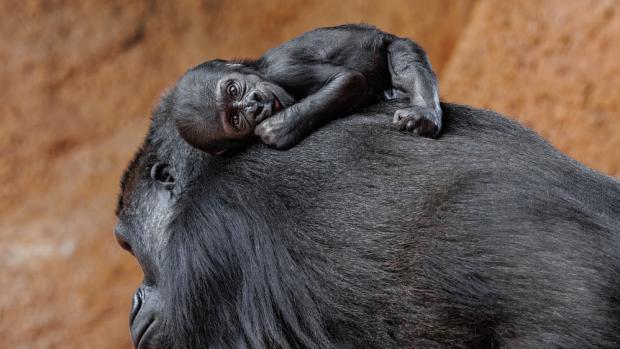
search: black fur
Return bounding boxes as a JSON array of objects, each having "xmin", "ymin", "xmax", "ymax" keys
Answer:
[
  {"xmin": 172, "ymin": 24, "xmax": 441, "ymax": 154},
  {"xmin": 116, "ymin": 98, "xmax": 620, "ymax": 348}
]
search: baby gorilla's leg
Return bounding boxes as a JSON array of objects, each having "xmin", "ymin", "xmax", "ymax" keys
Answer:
[{"xmin": 387, "ymin": 38, "xmax": 442, "ymax": 138}]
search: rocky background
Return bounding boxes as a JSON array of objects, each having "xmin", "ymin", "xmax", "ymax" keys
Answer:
[{"xmin": 1, "ymin": 1, "xmax": 618, "ymax": 347}]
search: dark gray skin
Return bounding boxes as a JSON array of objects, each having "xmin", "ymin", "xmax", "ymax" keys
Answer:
[
  {"xmin": 116, "ymin": 99, "xmax": 620, "ymax": 348},
  {"xmin": 171, "ymin": 24, "xmax": 441, "ymax": 154}
]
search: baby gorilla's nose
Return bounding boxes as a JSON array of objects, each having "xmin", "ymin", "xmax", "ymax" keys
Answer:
[
  {"xmin": 247, "ymin": 90, "xmax": 265, "ymax": 104},
  {"xmin": 245, "ymin": 91, "xmax": 265, "ymax": 121}
]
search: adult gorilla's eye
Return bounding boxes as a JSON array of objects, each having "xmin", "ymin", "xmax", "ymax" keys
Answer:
[
  {"xmin": 150, "ymin": 162, "xmax": 175, "ymax": 188},
  {"xmin": 231, "ymin": 114, "xmax": 241, "ymax": 128},
  {"xmin": 227, "ymin": 83, "xmax": 240, "ymax": 98}
]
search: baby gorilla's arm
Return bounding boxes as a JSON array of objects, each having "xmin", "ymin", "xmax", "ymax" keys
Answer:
[{"xmin": 255, "ymin": 65, "xmax": 368, "ymax": 150}]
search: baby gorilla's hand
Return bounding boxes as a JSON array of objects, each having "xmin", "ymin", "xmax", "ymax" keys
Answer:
[
  {"xmin": 393, "ymin": 106, "xmax": 441, "ymax": 138},
  {"xmin": 254, "ymin": 111, "xmax": 302, "ymax": 150}
]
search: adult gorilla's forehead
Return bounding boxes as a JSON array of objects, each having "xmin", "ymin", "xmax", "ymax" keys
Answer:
[{"xmin": 146, "ymin": 94, "xmax": 207, "ymax": 180}]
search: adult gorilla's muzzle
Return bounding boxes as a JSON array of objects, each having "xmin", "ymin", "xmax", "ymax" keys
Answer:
[{"xmin": 130, "ymin": 286, "xmax": 163, "ymax": 349}]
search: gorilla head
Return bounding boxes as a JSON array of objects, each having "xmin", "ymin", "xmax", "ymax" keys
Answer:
[
  {"xmin": 171, "ymin": 60, "xmax": 294, "ymax": 155},
  {"xmin": 115, "ymin": 88, "xmax": 338, "ymax": 348},
  {"xmin": 116, "ymin": 96, "xmax": 620, "ymax": 348}
]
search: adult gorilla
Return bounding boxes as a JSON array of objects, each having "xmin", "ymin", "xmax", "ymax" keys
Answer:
[{"xmin": 116, "ymin": 98, "xmax": 620, "ymax": 348}]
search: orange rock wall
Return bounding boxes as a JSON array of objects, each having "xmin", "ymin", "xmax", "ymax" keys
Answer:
[
  {"xmin": 1, "ymin": 1, "xmax": 618, "ymax": 348},
  {"xmin": 443, "ymin": 0, "xmax": 620, "ymax": 177},
  {"xmin": 0, "ymin": 1, "xmax": 476, "ymax": 348}
]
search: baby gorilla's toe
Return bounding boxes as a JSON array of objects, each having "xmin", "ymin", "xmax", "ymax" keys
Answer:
[{"xmin": 392, "ymin": 107, "xmax": 440, "ymax": 138}]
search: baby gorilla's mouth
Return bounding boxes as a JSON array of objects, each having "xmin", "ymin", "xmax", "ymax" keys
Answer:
[{"xmin": 273, "ymin": 97, "xmax": 282, "ymax": 113}]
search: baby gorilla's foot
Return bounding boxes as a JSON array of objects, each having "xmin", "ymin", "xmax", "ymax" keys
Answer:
[
  {"xmin": 393, "ymin": 106, "xmax": 441, "ymax": 138},
  {"xmin": 254, "ymin": 113, "xmax": 302, "ymax": 150}
]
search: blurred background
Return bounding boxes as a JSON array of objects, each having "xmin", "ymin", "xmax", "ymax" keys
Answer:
[{"xmin": 1, "ymin": 0, "xmax": 619, "ymax": 347}]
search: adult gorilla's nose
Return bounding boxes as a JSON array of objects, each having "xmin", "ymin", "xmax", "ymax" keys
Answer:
[
  {"xmin": 130, "ymin": 287, "xmax": 144, "ymax": 325},
  {"xmin": 114, "ymin": 224, "xmax": 134, "ymax": 256}
]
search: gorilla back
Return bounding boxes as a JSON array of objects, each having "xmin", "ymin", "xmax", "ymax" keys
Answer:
[{"xmin": 116, "ymin": 99, "xmax": 620, "ymax": 349}]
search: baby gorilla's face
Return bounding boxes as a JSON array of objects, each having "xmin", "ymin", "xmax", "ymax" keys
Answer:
[
  {"xmin": 172, "ymin": 64, "xmax": 294, "ymax": 155},
  {"xmin": 215, "ymin": 72, "xmax": 286, "ymax": 136}
]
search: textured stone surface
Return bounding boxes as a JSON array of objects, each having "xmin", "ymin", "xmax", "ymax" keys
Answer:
[
  {"xmin": 0, "ymin": 1, "xmax": 475, "ymax": 347},
  {"xmin": 442, "ymin": 0, "xmax": 620, "ymax": 177}
]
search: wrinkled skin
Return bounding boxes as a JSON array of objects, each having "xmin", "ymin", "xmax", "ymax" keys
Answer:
[
  {"xmin": 171, "ymin": 24, "xmax": 442, "ymax": 155},
  {"xmin": 115, "ymin": 100, "xmax": 620, "ymax": 348}
]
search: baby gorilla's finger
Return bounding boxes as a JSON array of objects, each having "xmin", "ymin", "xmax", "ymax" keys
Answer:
[
  {"xmin": 392, "ymin": 110, "xmax": 406, "ymax": 129},
  {"xmin": 254, "ymin": 122, "xmax": 271, "ymax": 142},
  {"xmin": 392, "ymin": 109, "xmax": 420, "ymax": 132},
  {"xmin": 405, "ymin": 119, "xmax": 416, "ymax": 131},
  {"xmin": 392, "ymin": 109, "xmax": 408, "ymax": 124},
  {"xmin": 391, "ymin": 117, "xmax": 409, "ymax": 131},
  {"xmin": 413, "ymin": 118, "xmax": 439, "ymax": 138},
  {"xmin": 254, "ymin": 116, "xmax": 300, "ymax": 150}
]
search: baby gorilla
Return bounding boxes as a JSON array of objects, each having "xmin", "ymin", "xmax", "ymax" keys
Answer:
[{"xmin": 172, "ymin": 24, "xmax": 442, "ymax": 154}]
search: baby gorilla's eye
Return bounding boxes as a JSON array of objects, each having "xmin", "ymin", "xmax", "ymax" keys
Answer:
[
  {"xmin": 227, "ymin": 83, "xmax": 240, "ymax": 98},
  {"xmin": 231, "ymin": 114, "xmax": 241, "ymax": 128}
]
